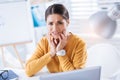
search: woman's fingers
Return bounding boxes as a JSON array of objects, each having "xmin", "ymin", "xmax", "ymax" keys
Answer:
[
  {"xmin": 60, "ymin": 32, "xmax": 67, "ymax": 41},
  {"xmin": 47, "ymin": 33, "xmax": 56, "ymax": 57},
  {"xmin": 58, "ymin": 35, "xmax": 62, "ymax": 42},
  {"xmin": 47, "ymin": 33, "xmax": 55, "ymax": 47},
  {"xmin": 53, "ymin": 39, "xmax": 58, "ymax": 46}
]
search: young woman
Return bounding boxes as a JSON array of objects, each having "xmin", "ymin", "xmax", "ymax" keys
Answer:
[{"xmin": 25, "ymin": 4, "xmax": 87, "ymax": 77}]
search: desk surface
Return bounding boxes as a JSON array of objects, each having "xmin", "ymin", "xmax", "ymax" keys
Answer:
[
  {"xmin": 2, "ymin": 68, "xmax": 50, "ymax": 80},
  {"xmin": 2, "ymin": 68, "xmax": 110, "ymax": 80}
]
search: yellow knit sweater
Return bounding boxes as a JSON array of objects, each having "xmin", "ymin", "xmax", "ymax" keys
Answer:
[{"xmin": 25, "ymin": 33, "xmax": 87, "ymax": 77}]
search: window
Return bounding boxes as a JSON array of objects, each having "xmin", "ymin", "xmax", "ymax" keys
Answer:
[
  {"xmin": 68, "ymin": 0, "xmax": 98, "ymax": 34},
  {"xmin": 70, "ymin": 0, "xmax": 98, "ymax": 20}
]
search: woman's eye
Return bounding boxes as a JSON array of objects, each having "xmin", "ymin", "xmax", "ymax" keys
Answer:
[
  {"xmin": 48, "ymin": 22, "xmax": 53, "ymax": 25},
  {"xmin": 58, "ymin": 21, "xmax": 63, "ymax": 24}
]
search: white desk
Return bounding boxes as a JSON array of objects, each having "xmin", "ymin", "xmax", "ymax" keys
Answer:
[
  {"xmin": 3, "ymin": 68, "xmax": 50, "ymax": 80},
  {"xmin": 3, "ymin": 68, "xmax": 112, "ymax": 80}
]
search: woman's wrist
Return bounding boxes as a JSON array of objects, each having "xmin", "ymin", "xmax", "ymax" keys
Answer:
[
  {"xmin": 56, "ymin": 49, "xmax": 66, "ymax": 56},
  {"xmin": 49, "ymin": 51, "xmax": 56, "ymax": 57}
]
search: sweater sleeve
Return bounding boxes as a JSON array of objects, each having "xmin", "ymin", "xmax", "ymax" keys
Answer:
[
  {"xmin": 25, "ymin": 38, "xmax": 52, "ymax": 77},
  {"xmin": 58, "ymin": 55, "xmax": 75, "ymax": 71},
  {"xmin": 73, "ymin": 41, "xmax": 87, "ymax": 69},
  {"xmin": 58, "ymin": 40, "xmax": 87, "ymax": 71}
]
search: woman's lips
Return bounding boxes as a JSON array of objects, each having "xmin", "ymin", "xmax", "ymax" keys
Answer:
[{"xmin": 52, "ymin": 32, "xmax": 61, "ymax": 35}]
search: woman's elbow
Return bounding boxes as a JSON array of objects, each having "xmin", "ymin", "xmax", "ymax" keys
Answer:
[
  {"xmin": 25, "ymin": 64, "xmax": 34, "ymax": 77},
  {"xmin": 25, "ymin": 71, "xmax": 34, "ymax": 77}
]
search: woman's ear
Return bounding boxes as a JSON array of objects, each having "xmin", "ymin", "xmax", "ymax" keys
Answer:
[{"xmin": 66, "ymin": 19, "xmax": 70, "ymax": 26}]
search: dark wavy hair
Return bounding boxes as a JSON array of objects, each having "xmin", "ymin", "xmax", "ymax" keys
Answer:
[{"xmin": 45, "ymin": 4, "xmax": 69, "ymax": 21}]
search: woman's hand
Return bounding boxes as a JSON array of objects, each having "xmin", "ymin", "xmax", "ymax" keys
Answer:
[
  {"xmin": 56, "ymin": 32, "xmax": 68, "ymax": 52},
  {"xmin": 47, "ymin": 34, "xmax": 56, "ymax": 57},
  {"xmin": 47, "ymin": 31, "xmax": 68, "ymax": 57}
]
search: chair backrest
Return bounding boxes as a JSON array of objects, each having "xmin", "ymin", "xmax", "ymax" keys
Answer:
[{"xmin": 86, "ymin": 43, "xmax": 120, "ymax": 78}]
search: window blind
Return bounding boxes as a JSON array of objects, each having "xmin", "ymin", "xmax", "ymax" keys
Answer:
[
  {"xmin": 68, "ymin": 0, "xmax": 98, "ymax": 34},
  {"xmin": 70, "ymin": 0, "xmax": 98, "ymax": 20}
]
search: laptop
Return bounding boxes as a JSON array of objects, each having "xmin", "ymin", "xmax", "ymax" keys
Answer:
[{"xmin": 39, "ymin": 66, "xmax": 101, "ymax": 80}]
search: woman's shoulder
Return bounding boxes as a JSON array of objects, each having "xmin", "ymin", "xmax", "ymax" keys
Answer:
[
  {"xmin": 37, "ymin": 36, "xmax": 48, "ymax": 45},
  {"xmin": 71, "ymin": 33, "xmax": 85, "ymax": 43}
]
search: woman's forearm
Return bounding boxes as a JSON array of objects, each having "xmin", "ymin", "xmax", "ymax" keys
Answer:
[{"xmin": 25, "ymin": 53, "xmax": 52, "ymax": 77}]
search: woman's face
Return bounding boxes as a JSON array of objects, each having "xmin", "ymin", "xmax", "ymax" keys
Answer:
[{"xmin": 46, "ymin": 14, "xmax": 69, "ymax": 39}]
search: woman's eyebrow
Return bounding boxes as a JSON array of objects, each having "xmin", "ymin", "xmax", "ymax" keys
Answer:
[{"xmin": 57, "ymin": 20, "xmax": 64, "ymax": 22}]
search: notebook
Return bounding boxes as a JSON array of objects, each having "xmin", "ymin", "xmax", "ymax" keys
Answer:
[{"xmin": 0, "ymin": 70, "xmax": 18, "ymax": 80}]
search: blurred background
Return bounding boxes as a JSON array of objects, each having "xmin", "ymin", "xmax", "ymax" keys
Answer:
[{"xmin": 0, "ymin": 0, "xmax": 120, "ymax": 79}]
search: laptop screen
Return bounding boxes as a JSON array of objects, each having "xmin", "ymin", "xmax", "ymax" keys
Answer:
[{"xmin": 39, "ymin": 66, "xmax": 101, "ymax": 80}]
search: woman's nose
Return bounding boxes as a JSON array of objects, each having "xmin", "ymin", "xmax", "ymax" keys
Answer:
[{"xmin": 52, "ymin": 24, "xmax": 58, "ymax": 31}]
